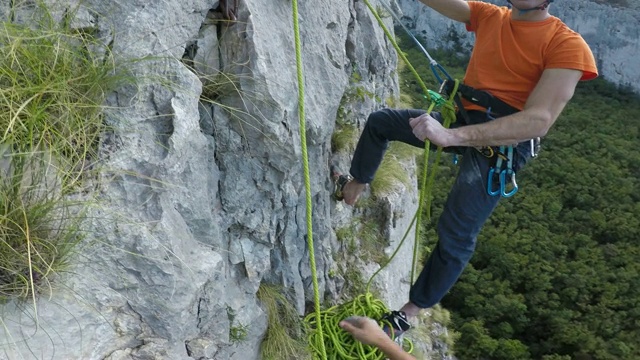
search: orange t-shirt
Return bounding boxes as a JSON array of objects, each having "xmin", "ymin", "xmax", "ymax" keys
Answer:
[{"xmin": 463, "ymin": 1, "xmax": 598, "ymax": 112}]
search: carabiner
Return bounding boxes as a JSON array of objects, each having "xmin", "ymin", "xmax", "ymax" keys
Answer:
[
  {"xmin": 477, "ymin": 146, "xmax": 494, "ymax": 158},
  {"xmin": 487, "ymin": 167, "xmax": 501, "ymax": 196},
  {"xmin": 430, "ymin": 62, "xmax": 453, "ymax": 84},
  {"xmin": 499, "ymin": 169, "xmax": 518, "ymax": 198},
  {"xmin": 530, "ymin": 137, "xmax": 541, "ymax": 158}
]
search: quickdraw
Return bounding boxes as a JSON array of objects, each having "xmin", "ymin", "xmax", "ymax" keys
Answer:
[
  {"xmin": 480, "ymin": 109, "xmax": 518, "ymax": 198},
  {"xmin": 487, "ymin": 145, "xmax": 518, "ymax": 197}
]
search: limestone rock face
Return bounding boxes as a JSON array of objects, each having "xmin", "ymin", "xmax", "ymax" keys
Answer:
[
  {"xmin": 3, "ymin": 0, "xmax": 633, "ymax": 359},
  {"xmin": 0, "ymin": 0, "xmax": 412, "ymax": 359},
  {"xmin": 398, "ymin": 0, "xmax": 640, "ymax": 93}
]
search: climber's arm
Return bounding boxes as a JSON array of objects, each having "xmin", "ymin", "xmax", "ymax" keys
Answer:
[{"xmin": 418, "ymin": 0, "xmax": 471, "ymax": 23}]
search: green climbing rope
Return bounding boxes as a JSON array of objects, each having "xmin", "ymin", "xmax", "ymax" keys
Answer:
[
  {"xmin": 291, "ymin": 1, "xmax": 328, "ymax": 360},
  {"xmin": 410, "ymin": 80, "xmax": 459, "ymax": 284},
  {"xmin": 303, "ymin": 96, "xmax": 457, "ymax": 359},
  {"xmin": 361, "ymin": 0, "xmax": 433, "ymax": 103},
  {"xmin": 298, "ymin": 2, "xmax": 461, "ymax": 359}
]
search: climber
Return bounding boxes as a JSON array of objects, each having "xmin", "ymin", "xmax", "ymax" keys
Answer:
[{"xmin": 333, "ymin": 0, "xmax": 597, "ymax": 343}]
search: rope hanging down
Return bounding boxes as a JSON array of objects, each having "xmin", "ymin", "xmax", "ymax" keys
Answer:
[
  {"xmin": 290, "ymin": 0, "xmax": 328, "ymax": 359},
  {"xmin": 376, "ymin": 0, "xmax": 453, "ymax": 84},
  {"xmin": 302, "ymin": 1, "xmax": 461, "ymax": 358}
]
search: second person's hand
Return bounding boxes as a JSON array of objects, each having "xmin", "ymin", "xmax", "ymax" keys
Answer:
[{"xmin": 339, "ymin": 316, "xmax": 388, "ymax": 347}]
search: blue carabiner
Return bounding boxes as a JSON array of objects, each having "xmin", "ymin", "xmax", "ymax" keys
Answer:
[
  {"xmin": 487, "ymin": 167, "xmax": 501, "ymax": 196},
  {"xmin": 430, "ymin": 62, "xmax": 453, "ymax": 84},
  {"xmin": 499, "ymin": 168, "xmax": 518, "ymax": 197}
]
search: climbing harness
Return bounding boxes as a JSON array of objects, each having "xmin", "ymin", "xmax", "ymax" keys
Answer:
[
  {"xmin": 439, "ymin": 79, "xmax": 543, "ymax": 198},
  {"xmin": 440, "ymin": 79, "xmax": 520, "ymax": 119}
]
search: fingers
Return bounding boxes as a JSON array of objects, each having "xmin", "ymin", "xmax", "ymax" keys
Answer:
[
  {"xmin": 341, "ymin": 316, "xmax": 364, "ymax": 327},
  {"xmin": 409, "ymin": 115, "xmax": 424, "ymax": 129},
  {"xmin": 411, "ymin": 119, "xmax": 427, "ymax": 141},
  {"xmin": 409, "ymin": 113, "xmax": 432, "ymax": 129},
  {"xmin": 409, "ymin": 117, "xmax": 419, "ymax": 129},
  {"xmin": 341, "ymin": 316, "xmax": 374, "ymax": 333},
  {"xmin": 339, "ymin": 320, "xmax": 355, "ymax": 332}
]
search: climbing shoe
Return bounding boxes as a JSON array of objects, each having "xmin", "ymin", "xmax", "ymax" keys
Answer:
[
  {"xmin": 380, "ymin": 310, "xmax": 411, "ymax": 345},
  {"xmin": 330, "ymin": 165, "xmax": 353, "ymax": 202}
]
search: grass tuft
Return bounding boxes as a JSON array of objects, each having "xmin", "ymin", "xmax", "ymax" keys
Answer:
[
  {"xmin": 0, "ymin": 151, "xmax": 84, "ymax": 303},
  {"xmin": 0, "ymin": 4, "xmax": 129, "ymax": 303},
  {"xmin": 0, "ymin": 15, "xmax": 125, "ymax": 186},
  {"xmin": 331, "ymin": 121, "xmax": 359, "ymax": 154},
  {"xmin": 257, "ymin": 284, "xmax": 311, "ymax": 360},
  {"xmin": 181, "ymin": 32, "xmax": 283, "ymax": 148},
  {"xmin": 370, "ymin": 142, "xmax": 419, "ymax": 198}
]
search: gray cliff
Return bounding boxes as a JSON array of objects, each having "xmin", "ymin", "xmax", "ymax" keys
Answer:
[
  {"xmin": 0, "ymin": 0, "xmax": 634, "ymax": 359},
  {"xmin": 0, "ymin": 0, "xmax": 425, "ymax": 359}
]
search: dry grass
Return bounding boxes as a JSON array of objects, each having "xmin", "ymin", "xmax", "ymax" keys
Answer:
[
  {"xmin": 257, "ymin": 284, "xmax": 311, "ymax": 360},
  {"xmin": 0, "ymin": 3, "xmax": 129, "ymax": 303}
]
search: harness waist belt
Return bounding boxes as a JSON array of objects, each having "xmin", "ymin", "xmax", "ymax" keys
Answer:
[
  {"xmin": 439, "ymin": 80, "xmax": 542, "ymax": 158},
  {"xmin": 440, "ymin": 80, "xmax": 519, "ymax": 117}
]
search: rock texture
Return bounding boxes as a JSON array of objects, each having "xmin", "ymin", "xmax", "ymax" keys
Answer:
[
  {"xmin": 2, "ymin": 1, "xmax": 634, "ymax": 359},
  {"xmin": 0, "ymin": 0, "xmax": 418, "ymax": 359},
  {"xmin": 398, "ymin": 0, "xmax": 640, "ymax": 93}
]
